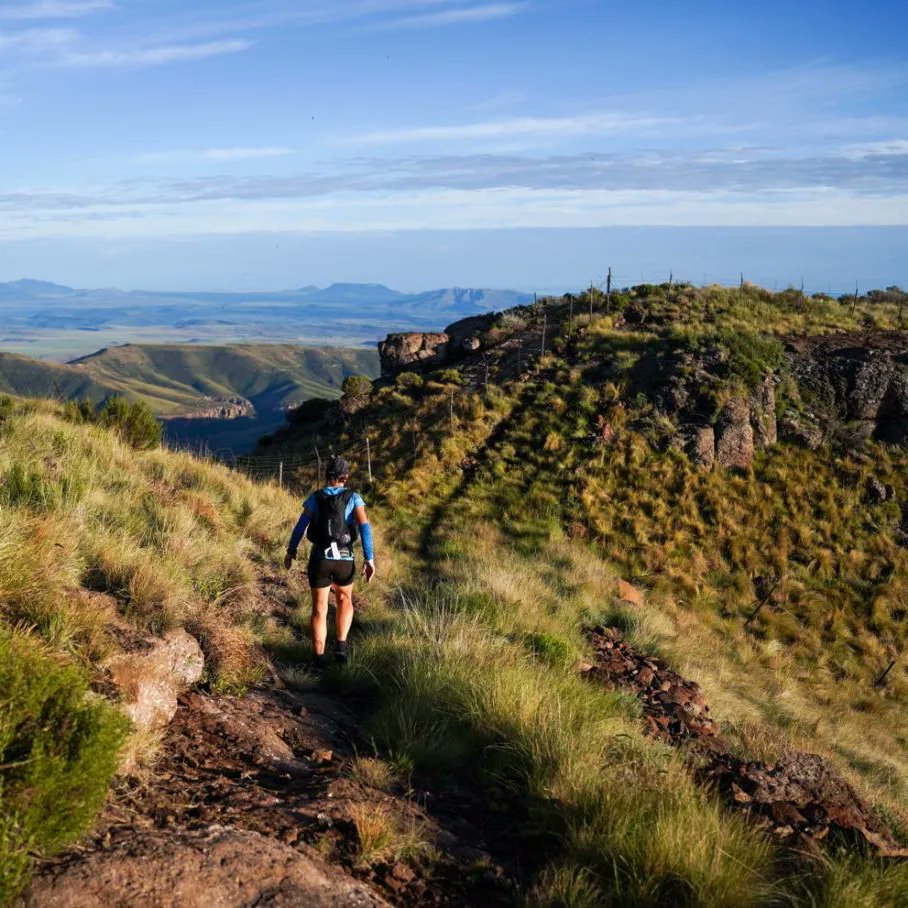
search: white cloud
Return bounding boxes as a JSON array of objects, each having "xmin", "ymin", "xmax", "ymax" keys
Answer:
[
  {"xmin": 139, "ymin": 147, "xmax": 296, "ymax": 164},
  {"xmin": 377, "ymin": 2, "xmax": 524, "ymax": 29},
  {"xmin": 60, "ymin": 38, "xmax": 251, "ymax": 68},
  {"xmin": 0, "ymin": 27, "xmax": 76, "ymax": 52},
  {"xmin": 0, "ymin": 1, "xmax": 113, "ymax": 20},
  {"xmin": 844, "ymin": 139, "xmax": 908, "ymax": 159},
  {"xmin": 352, "ymin": 111, "xmax": 681, "ymax": 144}
]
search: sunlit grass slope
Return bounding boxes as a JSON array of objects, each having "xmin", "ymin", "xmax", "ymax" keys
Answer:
[{"xmin": 0, "ymin": 393, "xmax": 299, "ymax": 902}]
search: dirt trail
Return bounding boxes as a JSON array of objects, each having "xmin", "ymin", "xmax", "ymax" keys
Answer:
[
  {"xmin": 585, "ymin": 626, "xmax": 908, "ymax": 858},
  {"xmin": 22, "ymin": 576, "xmax": 516, "ymax": 908}
]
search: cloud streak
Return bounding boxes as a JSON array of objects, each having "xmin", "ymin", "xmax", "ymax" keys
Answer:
[
  {"xmin": 352, "ymin": 111, "xmax": 682, "ymax": 144},
  {"xmin": 59, "ymin": 38, "xmax": 251, "ymax": 68},
  {"xmin": 0, "ymin": 1, "xmax": 113, "ymax": 20},
  {"xmin": 139, "ymin": 147, "xmax": 297, "ymax": 164},
  {"xmin": 376, "ymin": 2, "xmax": 524, "ymax": 29}
]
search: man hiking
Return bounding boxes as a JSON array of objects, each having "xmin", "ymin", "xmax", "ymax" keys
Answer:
[{"xmin": 283, "ymin": 456, "xmax": 376, "ymax": 669}]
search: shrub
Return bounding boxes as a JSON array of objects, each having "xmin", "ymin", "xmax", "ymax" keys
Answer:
[
  {"xmin": 342, "ymin": 375, "xmax": 374, "ymax": 399},
  {"xmin": 96, "ymin": 397, "xmax": 162, "ymax": 450},
  {"xmin": 396, "ymin": 372, "xmax": 424, "ymax": 391},
  {"xmin": 0, "ymin": 626, "xmax": 129, "ymax": 903}
]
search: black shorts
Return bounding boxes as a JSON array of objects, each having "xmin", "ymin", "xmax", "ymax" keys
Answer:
[{"xmin": 307, "ymin": 557, "xmax": 356, "ymax": 589}]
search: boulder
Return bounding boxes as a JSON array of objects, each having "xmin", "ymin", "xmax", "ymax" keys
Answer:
[
  {"xmin": 103, "ymin": 629, "xmax": 204, "ymax": 742},
  {"xmin": 444, "ymin": 314, "xmax": 496, "ymax": 353},
  {"xmin": 688, "ymin": 425, "xmax": 715, "ymax": 470},
  {"xmin": 778, "ymin": 414, "xmax": 824, "ymax": 450},
  {"xmin": 715, "ymin": 399, "xmax": 754, "ymax": 469},
  {"xmin": 378, "ymin": 332, "xmax": 449, "ymax": 377}
]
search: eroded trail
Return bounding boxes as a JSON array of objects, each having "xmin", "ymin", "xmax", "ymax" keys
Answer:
[{"xmin": 22, "ymin": 576, "xmax": 516, "ymax": 908}]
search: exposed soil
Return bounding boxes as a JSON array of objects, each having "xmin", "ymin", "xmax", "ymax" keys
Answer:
[
  {"xmin": 23, "ymin": 576, "xmax": 518, "ymax": 908},
  {"xmin": 584, "ymin": 626, "xmax": 908, "ymax": 858}
]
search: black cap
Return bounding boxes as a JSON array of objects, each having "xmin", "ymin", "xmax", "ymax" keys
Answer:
[{"xmin": 326, "ymin": 455, "xmax": 351, "ymax": 479}]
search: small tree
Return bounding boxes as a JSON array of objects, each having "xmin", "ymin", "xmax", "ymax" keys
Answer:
[
  {"xmin": 97, "ymin": 396, "xmax": 162, "ymax": 450},
  {"xmin": 342, "ymin": 375, "xmax": 374, "ymax": 399}
]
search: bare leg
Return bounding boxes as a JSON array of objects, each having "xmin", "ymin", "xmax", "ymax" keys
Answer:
[
  {"xmin": 310, "ymin": 587, "xmax": 330, "ymax": 655},
  {"xmin": 334, "ymin": 583, "xmax": 355, "ymax": 643}
]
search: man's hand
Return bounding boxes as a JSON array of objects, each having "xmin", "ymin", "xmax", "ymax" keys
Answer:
[
  {"xmin": 283, "ymin": 552, "xmax": 294, "ymax": 571},
  {"xmin": 362, "ymin": 559, "xmax": 376, "ymax": 584}
]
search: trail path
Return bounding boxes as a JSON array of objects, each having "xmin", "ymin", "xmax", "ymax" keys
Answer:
[{"xmin": 21, "ymin": 572, "xmax": 516, "ymax": 908}]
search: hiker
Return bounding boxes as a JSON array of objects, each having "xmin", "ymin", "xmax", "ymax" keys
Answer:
[{"xmin": 283, "ymin": 456, "xmax": 376, "ymax": 668}]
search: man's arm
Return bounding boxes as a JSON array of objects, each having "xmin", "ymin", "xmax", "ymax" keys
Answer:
[{"xmin": 353, "ymin": 504, "xmax": 376, "ymax": 583}]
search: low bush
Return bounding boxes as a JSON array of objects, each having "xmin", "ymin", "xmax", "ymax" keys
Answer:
[{"xmin": 0, "ymin": 627, "xmax": 129, "ymax": 903}]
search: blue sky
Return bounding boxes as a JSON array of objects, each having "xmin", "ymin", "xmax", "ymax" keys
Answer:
[{"xmin": 0, "ymin": 0, "xmax": 906, "ymax": 290}]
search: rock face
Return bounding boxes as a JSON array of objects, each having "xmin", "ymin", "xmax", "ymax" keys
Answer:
[
  {"xmin": 103, "ymin": 629, "xmax": 204, "ymax": 744},
  {"xmin": 715, "ymin": 398, "xmax": 755, "ymax": 469},
  {"xmin": 785, "ymin": 332, "xmax": 908, "ymax": 443},
  {"xmin": 749, "ymin": 376, "xmax": 777, "ymax": 448},
  {"xmin": 164, "ymin": 397, "xmax": 254, "ymax": 421},
  {"xmin": 378, "ymin": 332, "xmax": 449, "ymax": 377},
  {"xmin": 24, "ymin": 825, "xmax": 389, "ymax": 908},
  {"xmin": 378, "ymin": 314, "xmax": 498, "ymax": 377}
]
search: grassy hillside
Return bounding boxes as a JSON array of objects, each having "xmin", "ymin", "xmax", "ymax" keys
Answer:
[
  {"xmin": 253, "ymin": 281, "xmax": 908, "ymax": 904},
  {"xmin": 3, "ymin": 282, "xmax": 908, "ymax": 906},
  {"xmin": 0, "ymin": 343, "xmax": 379, "ymax": 416},
  {"xmin": 0, "ymin": 393, "xmax": 300, "ymax": 903},
  {"xmin": 71, "ymin": 343, "xmax": 379, "ymax": 414}
]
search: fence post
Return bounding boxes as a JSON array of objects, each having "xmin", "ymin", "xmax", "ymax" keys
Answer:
[
  {"xmin": 365, "ymin": 436, "xmax": 373, "ymax": 484},
  {"xmin": 278, "ymin": 461, "xmax": 283, "ymax": 489},
  {"xmin": 589, "ymin": 280, "xmax": 594, "ymax": 325},
  {"xmin": 606, "ymin": 266, "xmax": 612, "ymax": 313},
  {"xmin": 541, "ymin": 308, "xmax": 547, "ymax": 356},
  {"xmin": 852, "ymin": 283, "xmax": 859, "ymax": 315},
  {"xmin": 568, "ymin": 294, "xmax": 574, "ymax": 335}
]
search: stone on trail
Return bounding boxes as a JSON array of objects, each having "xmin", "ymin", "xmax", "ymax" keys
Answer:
[{"xmin": 103, "ymin": 629, "xmax": 204, "ymax": 766}]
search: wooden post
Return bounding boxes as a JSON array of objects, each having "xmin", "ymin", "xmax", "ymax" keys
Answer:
[
  {"xmin": 800, "ymin": 278, "xmax": 805, "ymax": 306},
  {"xmin": 278, "ymin": 461, "xmax": 283, "ymax": 489},
  {"xmin": 668, "ymin": 270, "xmax": 673, "ymax": 290},
  {"xmin": 875, "ymin": 659, "xmax": 897, "ymax": 688},
  {"xmin": 365, "ymin": 436, "xmax": 373, "ymax": 484},
  {"xmin": 740, "ymin": 272, "xmax": 745, "ymax": 292},
  {"xmin": 589, "ymin": 280, "xmax": 594, "ymax": 325},
  {"xmin": 541, "ymin": 308, "xmax": 547, "ymax": 356},
  {"xmin": 852, "ymin": 283, "xmax": 859, "ymax": 315},
  {"xmin": 606, "ymin": 266, "xmax": 612, "ymax": 313},
  {"xmin": 568, "ymin": 294, "xmax": 574, "ymax": 335}
]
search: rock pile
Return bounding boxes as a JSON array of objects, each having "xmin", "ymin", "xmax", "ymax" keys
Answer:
[{"xmin": 583, "ymin": 626, "xmax": 907, "ymax": 856}]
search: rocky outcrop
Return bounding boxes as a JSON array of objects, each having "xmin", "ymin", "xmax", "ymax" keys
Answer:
[
  {"xmin": 378, "ymin": 314, "xmax": 498, "ymax": 377},
  {"xmin": 688, "ymin": 426, "xmax": 715, "ymax": 470},
  {"xmin": 103, "ymin": 629, "xmax": 204, "ymax": 758},
  {"xmin": 749, "ymin": 376, "xmax": 777, "ymax": 448},
  {"xmin": 164, "ymin": 397, "xmax": 254, "ymax": 421},
  {"xmin": 378, "ymin": 332, "xmax": 449, "ymax": 377},
  {"xmin": 785, "ymin": 332, "xmax": 908, "ymax": 443},
  {"xmin": 715, "ymin": 398, "xmax": 755, "ymax": 469}
]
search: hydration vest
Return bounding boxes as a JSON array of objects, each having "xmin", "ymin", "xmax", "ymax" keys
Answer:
[{"xmin": 306, "ymin": 489, "xmax": 359, "ymax": 551}]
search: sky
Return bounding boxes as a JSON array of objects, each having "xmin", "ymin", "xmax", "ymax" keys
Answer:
[{"xmin": 0, "ymin": 0, "xmax": 906, "ymax": 291}]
